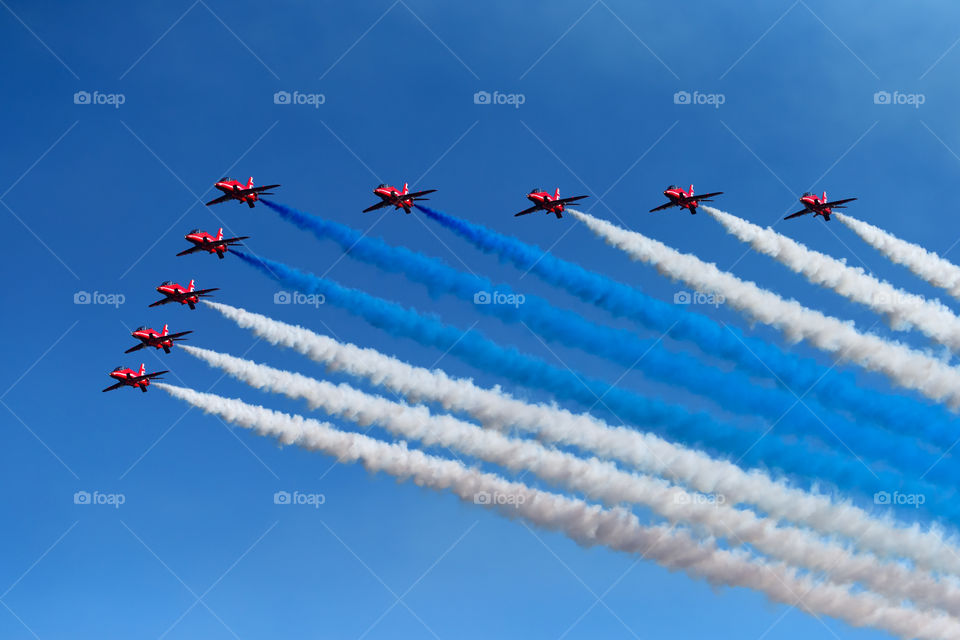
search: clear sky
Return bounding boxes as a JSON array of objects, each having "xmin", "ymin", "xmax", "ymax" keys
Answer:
[{"xmin": 2, "ymin": 1, "xmax": 959, "ymax": 638}]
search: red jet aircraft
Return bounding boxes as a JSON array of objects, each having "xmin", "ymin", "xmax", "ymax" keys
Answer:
[
  {"xmin": 102, "ymin": 363, "xmax": 167, "ymax": 393},
  {"xmin": 363, "ymin": 183, "xmax": 437, "ymax": 214},
  {"xmin": 149, "ymin": 280, "xmax": 218, "ymax": 310},
  {"xmin": 126, "ymin": 324, "xmax": 193, "ymax": 354},
  {"xmin": 514, "ymin": 188, "xmax": 589, "ymax": 219},
  {"xmin": 649, "ymin": 184, "xmax": 723, "ymax": 214},
  {"xmin": 177, "ymin": 228, "xmax": 249, "ymax": 260},
  {"xmin": 206, "ymin": 177, "xmax": 280, "ymax": 209},
  {"xmin": 784, "ymin": 191, "xmax": 857, "ymax": 221}
]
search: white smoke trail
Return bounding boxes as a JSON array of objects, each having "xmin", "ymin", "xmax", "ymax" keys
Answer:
[
  {"xmin": 708, "ymin": 206, "xmax": 960, "ymax": 349},
  {"xmin": 157, "ymin": 382, "xmax": 960, "ymax": 640},
  {"xmin": 203, "ymin": 301, "xmax": 960, "ymax": 579},
  {"xmin": 836, "ymin": 212, "xmax": 960, "ymax": 302},
  {"xmin": 182, "ymin": 343, "xmax": 960, "ymax": 616},
  {"xmin": 568, "ymin": 209, "xmax": 960, "ymax": 408}
]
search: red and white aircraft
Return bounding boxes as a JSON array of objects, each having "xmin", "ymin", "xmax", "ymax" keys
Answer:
[
  {"xmin": 149, "ymin": 280, "xmax": 218, "ymax": 310},
  {"xmin": 363, "ymin": 183, "xmax": 437, "ymax": 214},
  {"xmin": 649, "ymin": 184, "xmax": 723, "ymax": 214},
  {"xmin": 514, "ymin": 188, "xmax": 589, "ymax": 219},
  {"xmin": 102, "ymin": 363, "xmax": 167, "ymax": 393},
  {"xmin": 177, "ymin": 228, "xmax": 249, "ymax": 260},
  {"xmin": 784, "ymin": 191, "xmax": 857, "ymax": 221},
  {"xmin": 126, "ymin": 324, "xmax": 193, "ymax": 354},
  {"xmin": 206, "ymin": 177, "xmax": 280, "ymax": 209}
]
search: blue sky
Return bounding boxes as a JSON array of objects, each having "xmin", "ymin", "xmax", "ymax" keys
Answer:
[{"xmin": 2, "ymin": 1, "xmax": 960, "ymax": 638}]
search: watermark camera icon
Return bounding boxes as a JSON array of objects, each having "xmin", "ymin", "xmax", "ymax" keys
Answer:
[
  {"xmin": 73, "ymin": 490, "xmax": 91, "ymax": 505},
  {"xmin": 673, "ymin": 90, "xmax": 691, "ymax": 105},
  {"xmin": 274, "ymin": 291, "xmax": 291, "ymax": 304},
  {"xmin": 873, "ymin": 91, "xmax": 891, "ymax": 105},
  {"xmin": 473, "ymin": 90, "xmax": 492, "ymax": 105},
  {"xmin": 474, "ymin": 291, "xmax": 491, "ymax": 304},
  {"xmin": 274, "ymin": 90, "xmax": 291, "ymax": 105},
  {"xmin": 473, "ymin": 491, "xmax": 492, "ymax": 505},
  {"xmin": 273, "ymin": 490, "xmax": 291, "ymax": 505},
  {"xmin": 74, "ymin": 291, "xmax": 91, "ymax": 304},
  {"xmin": 73, "ymin": 91, "xmax": 91, "ymax": 105},
  {"xmin": 674, "ymin": 291, "xmax": 692, "ymax": 304},
  {"xmin": 874, "ymin": 491, "xmax": 891, "ymax": 505}
]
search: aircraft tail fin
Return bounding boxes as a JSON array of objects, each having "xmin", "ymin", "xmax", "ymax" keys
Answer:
[
  {"xmin": 689, "ymin": 184, "xmax": 694, "ymax": 196},
  {"xmin": 216, "ymin": 227, "xmax": 223, "ymax": 241},
  {"xmin": 822, "ymin": 190, "xmax": 827, "ymax": 203},
  {"xmin": 188, "ymin": 279, "xmax": 195, "ymax": 292},
  {"xmin": 554, "ymin": 187, "xmax": 560, "ymax": 200},
  {"xmin": 402, "ymin": 182, "xmax": 409, "ymax": 195},
  {"xmin": 162, "ymin": 323, "xmax": 168, "ymax": 336},
  {"xmin": 138, "ymin": 363, "xmax": 145, "ymax": 376},
  {"xmin": 247, "ymin": 177, "xmax": 254, "ymax": 189}
]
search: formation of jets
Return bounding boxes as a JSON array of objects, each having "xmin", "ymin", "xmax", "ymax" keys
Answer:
[{"xmin": 106, "ymin": 174, "xmax": 859, "ymax": 394}]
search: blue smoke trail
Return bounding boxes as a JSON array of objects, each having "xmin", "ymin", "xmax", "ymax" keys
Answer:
[
  {"xmin": 232, "ymin": 248, "xmax": 953, "ymax": 520},
  {"xmin": 416, "ymin": 204, "xmax": 959, "ymax": 449},
  {"xmin": 261, "ymin": 200, "xmax": 954, "ymax": 487}
]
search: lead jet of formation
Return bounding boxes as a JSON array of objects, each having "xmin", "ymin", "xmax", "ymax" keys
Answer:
[
  {"xmin": 514, "ymin": 188, "xmax": 589, "ymax": 219},
  {"xmin": 649, "ymin": 184, "xmax": 723, "ymax": 214},
  {"xmin": 362, "ymin": 183, "xmax": 436, "ymax": 214}
]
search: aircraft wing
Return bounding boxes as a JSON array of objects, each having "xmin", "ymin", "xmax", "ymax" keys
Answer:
[
  {"xmin": 649, "ymin": 201, "xmax": 677, "ymax": 212},
  {"xmin": 362, "ymin": 200, "xmax": 391, "ymax": 213},
  {"xmin": 176, "ymin": 246, "xmax": 203, "ymax": 257},
  {"xmin": 216, "ymin": 235, "xmax": 250, "ymax": 246},
  {"xmin": 784, "ymin": 208, "xmax": 812, "ymax": 220},
  {"xmin": 205, "ymin": 193, "xmax": 233, "ymax": 206},
  {"xmin": 822, "ymin": 197, "xmax": 857, "ymax": 208},
  {"xmin": 102, "ymin": 382, "xmax": 124, "ymax": 393},
  {"xmin": 149, "ymin": 298, "xmax": 173, "ymax": 307},
  {"xmin": 405, "ymin": 189, "xmax": 437, "ymax": 199},
  {"xmin": 693, "ymin": 191, "xmax": 724, "ymax": 200},
  {"xmin": 124, "ymin": 343, "xmax": 147, "ymax": 354},
  {"xmin": 191, "ymin": 287, "xmax": 219, "ymax": 296},
  {"xmin": 514, "ymin": 205, "xmax": 541, "ymax": 217},
  {"xmin": 243, "ymin": 184, "xmax": 281, "ymax": 194},
  {"xmin": 556, "ymin": 195, "xmax": 589, "ymax": 205},
  {"xmin": 130, "ymin": 371, "xmax": 168, "ymax": 382},
  {"xmin": 165, "ymin": 330, "xmax": 193, "ymax": 340}
]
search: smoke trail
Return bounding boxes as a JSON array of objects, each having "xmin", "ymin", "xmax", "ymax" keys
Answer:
[
  {"xmin": 204, "ymin": 300, "xmax": 960, "ymax": 577},
  {"xmin": 231, "ymin": 250, "xmax": 935, "ymax": 509},
  {"xmin": 258, "ymin": 202, "xmax": 948, "ymax": 484},
  {"xmin": 183, "ymin": 343, "xmax": 960, "ymax": 616},
  {"xmin": 569, "ymin": 209, "xmax": 960, "ymax": 412},
  {"xmin": 837, "ymin": 212, "xmax": 960, "ymax": 301},
  {"xmin": 157, "ymin": 382, "xmax": 960, "ymax": 640},
  {"xmin": 709, "ymin": 206, "xmax": 960, "ymax": 350},
  {"xmin": 416, "ymin": 204, "xmax": 957, "ymax": 462}
]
